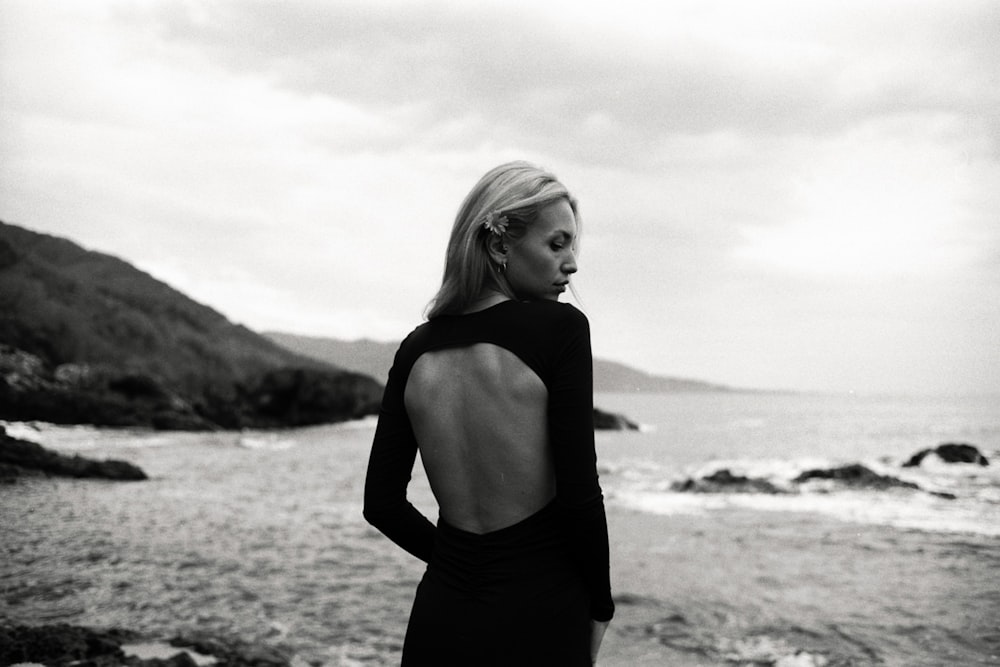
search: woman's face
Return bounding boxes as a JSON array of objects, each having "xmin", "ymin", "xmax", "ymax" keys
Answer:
[{"xmin": 504, "ymin": 199, "xmax": 579, "ymax": 301}]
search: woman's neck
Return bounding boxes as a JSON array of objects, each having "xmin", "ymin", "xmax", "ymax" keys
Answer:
[{"xmin": 463, "ymin": 289, "xmax": 510, "ymax": 314}]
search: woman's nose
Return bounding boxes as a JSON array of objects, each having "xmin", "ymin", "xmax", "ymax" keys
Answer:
[{"xmin": 563, "ymin": 252, "xmax": 578, "ymax": 274}]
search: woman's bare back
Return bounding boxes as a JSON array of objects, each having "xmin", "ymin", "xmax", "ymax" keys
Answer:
[{"xmin": 404, "ymin": 343, "xmax": 556, "ymax": 534}]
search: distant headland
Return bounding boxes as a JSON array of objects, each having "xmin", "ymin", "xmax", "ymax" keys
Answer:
[{"xmin": 264, "ymin": 333, "xmax": 734, "ymax": 394}]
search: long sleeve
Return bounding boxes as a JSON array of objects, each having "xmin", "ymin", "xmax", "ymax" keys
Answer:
[
  {"xmin": 362, "ymin": 348, "xmax": 436, "ymax": 562},
  {"xmin": 548, "ymin": 308, "xmax": 615, "ymax": 622}
]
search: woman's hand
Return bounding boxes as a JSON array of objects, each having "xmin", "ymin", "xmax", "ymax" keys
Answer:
[{"xmin": 590, "ymin": 619, "xmax": 610, "ymax": 664}]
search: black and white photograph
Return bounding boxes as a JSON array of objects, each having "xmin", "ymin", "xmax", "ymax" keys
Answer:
[{"xmin": 2, "ymin": 1, "xmax": 998, "ymax": 665}]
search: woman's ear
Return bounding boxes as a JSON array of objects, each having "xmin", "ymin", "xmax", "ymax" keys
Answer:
[{"xmin": 485, "ymin": 234, "xmax": 507, "ymax": 266}]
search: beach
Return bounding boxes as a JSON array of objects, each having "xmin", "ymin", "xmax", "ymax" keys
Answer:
[{"xmin": 2, "ymin": 392, "xmax": 998, "ymax": 665}]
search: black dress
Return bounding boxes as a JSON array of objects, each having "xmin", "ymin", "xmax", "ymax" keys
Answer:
[{"xmin": 363, "ymin": 300, "xmax": 614, "ymax": 665}]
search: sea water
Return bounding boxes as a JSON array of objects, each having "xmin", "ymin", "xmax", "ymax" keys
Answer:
[
  {"xmin": 592, "ymin": 391, "xmax": 1000, "ymax": 666},
  {"xmin": 1, "ymin": 392, "xmax": 998, "ymax": 665},
  {"xmin": 594, "ymin": 391, "xmax": 1000, "ymax": 538}
]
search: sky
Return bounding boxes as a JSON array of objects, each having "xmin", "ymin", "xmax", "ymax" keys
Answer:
[{"xmin": 2, "ymin": 0, "xmax": 998, "ymax": 395}]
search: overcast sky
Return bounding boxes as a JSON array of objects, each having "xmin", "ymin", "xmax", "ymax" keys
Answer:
[{"xmin": 2, "ymin": 0, "xmax": 998, "ymax": 395}]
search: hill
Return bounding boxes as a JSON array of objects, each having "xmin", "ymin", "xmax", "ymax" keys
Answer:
[
  {"xmin": 264, "ymin": 334, "xmax": 397, "ymax": 383},
  {"xmin": 265, "ymin": 332, "xmax": 731, "ymax": 393},
  {"xmin": 592, "ymin": 359, "xmax": 730, "ymax": 393},
  {"xmin": 0, "ymin": 221, "xmax": 383, "ymax": 429}
]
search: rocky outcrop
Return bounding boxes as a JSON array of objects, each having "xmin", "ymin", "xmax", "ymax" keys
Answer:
[
  {"xmin": 793, "ymin": 463, "xmax": 956, "ymax": 499},
  {"xmin": 0, "ymin": 623, "xmax": 292, "ymax": 667},
  {"xmin": 0, "ymin": 345, "xmax": 217, "ymax": 430},
  {"xmin": 593, "ymin": 407, "xmax": 640, "ymax": 431},
  {"xmin": 243, "ymin": 366, "xmax": 382, "ymax": 428},
  {"xmin": 902, "ymin": 442, "xmax": 989, "ymax": 467},
  {"xmin": 0, "ymin": 345, "xmax": 382, "ymax": 431},
  {"xmin": 0, "ymin": 426, "xmax": 147, "ymax": 482},
  {"xmin": 166, "ymin": 632, "xmax": 291, "ymax": 667},
  {"xmin": 671, "ymin": 468, "xmax": 786, "ymax": 494},
  {"xmin": 671, "ymin": 463, "xmax": 957, "ymax": 499},
  {"xmin": 0, "ymin": 624, "xmax": 138, "ymax": 667},
  {"xmin": 793, "ymin": 463, "xmax": 919, "ymax": 490}
]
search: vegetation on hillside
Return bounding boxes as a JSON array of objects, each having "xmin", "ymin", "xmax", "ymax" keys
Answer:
[{"xmin": 0, "ymin": 221, "xmax": 383, "ymax": 429}]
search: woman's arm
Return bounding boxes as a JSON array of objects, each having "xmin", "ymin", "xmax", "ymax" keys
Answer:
[
  {"xmin": 548, "ymin": 306, "xmax": 615, "ymax": 622},
  {"xmin": 362, "ymin": 349, "xmax": 436, "ymax": 562}
]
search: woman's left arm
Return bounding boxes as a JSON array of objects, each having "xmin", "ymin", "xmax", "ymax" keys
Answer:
[{"xmin": 548, "ymin": 306, "xmax": 615, "ymax": 623}]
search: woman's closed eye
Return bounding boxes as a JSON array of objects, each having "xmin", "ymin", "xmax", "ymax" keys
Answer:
[{"xmin": 550, "ymin": 233, "xmax": 572, "ymax": 251}]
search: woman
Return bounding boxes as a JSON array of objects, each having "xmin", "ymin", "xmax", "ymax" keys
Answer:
[{"xmin": 363, "ymin": 161, "xmax": 614, "ymax": 665}]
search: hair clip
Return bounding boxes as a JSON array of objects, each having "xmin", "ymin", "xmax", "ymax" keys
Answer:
[{"xmin": 482, "ymin": 211, "xmax": 509, "ymax": 236}]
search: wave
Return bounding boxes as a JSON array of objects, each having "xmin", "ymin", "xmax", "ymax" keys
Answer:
[
  {"xmin": 603, "ymin": 452, "xmax": 1000, "ymax": 537},
  {"xmin": 236, "ymin": 434, "xmax": 297, "ymax": 451},
  {"xmin": 0, "ymin": 420, "xmax": 183, "ymax": 451}
]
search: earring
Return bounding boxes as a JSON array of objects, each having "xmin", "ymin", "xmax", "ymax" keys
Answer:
[{"xmin": 497, "ymin": 261, "xmax": 507, "ymax": 275}]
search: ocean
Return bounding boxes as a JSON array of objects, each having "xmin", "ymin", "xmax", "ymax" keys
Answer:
[
  {"xmin": 2, "ymin": 391, "xmax": 998, "ymax": 666},
  {"xmin": 595, "ymin": 391, "xmax": 1000, "ymax": 538}
]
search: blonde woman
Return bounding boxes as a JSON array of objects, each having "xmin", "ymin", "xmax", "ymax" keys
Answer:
[{"xmin": 364, "ymin": 161, "xmax": 613, "ymax": 665}]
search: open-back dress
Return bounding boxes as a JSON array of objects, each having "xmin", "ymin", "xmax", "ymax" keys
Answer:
[{"xmin": 363, "ymin": 299, "xmax": 614, "ymax": 665}]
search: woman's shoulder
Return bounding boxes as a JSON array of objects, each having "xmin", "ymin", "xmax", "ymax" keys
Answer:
[
  {"xmin": 396, "ymin": 319, "xmax": 434, "ymax": 354},
  {"xmin": 515, "ymin": 299, "xmax": 589, "ymax": 327}
]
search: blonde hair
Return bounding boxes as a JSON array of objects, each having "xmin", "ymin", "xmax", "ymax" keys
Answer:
[{"xmin": 426, "ymin": 161, "xmax": 579, "ymax": 319}]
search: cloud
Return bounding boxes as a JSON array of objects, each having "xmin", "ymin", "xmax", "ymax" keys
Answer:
[
  {"xmin": 119, "ymin": 1, "xmax": 1000, "ymax": 151},
  {"xmin": 734, "ymin": 113, "xmax": 996, "ymax": 278},
  {"xmin": 2, "ymin": 0, "xmax": 998, "ymax": 392}
]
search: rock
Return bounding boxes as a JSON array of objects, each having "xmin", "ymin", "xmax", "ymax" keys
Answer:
[
  {"xmin": 0, "ymin": 623, "xmax": 135, "ymax": 667},
  {"xmin": 170, "ymin": 632, "xmax": 292, "ymax": 667},
  {"xmin": 794, "ymin": 464, "xmax": 918, "ymax": 490},
  {"xmin": 0, "ymin": 624, "xmax": 293, "ymax": 667},
  {"xmin": 0, "ymin": 428, "xmax": 148, "ymax": 481},
  {"xmin": 138, "ymin": 653, "xmax": 200, "ymax": 667},
  {"xmin": 902, "ymin": 442, "xmax": 989, "ymax": 467},
  {"xmin": 1, "ymin": 347, "xmax": 216, "ymax": 430},
  {"xmin": 794, "ymin": 463, "xmax": 957, "ymax": 500},
  {"xmin": 1, "ymin": 461, "xmax": 30, "ymax": 484},
  {"xmin": 243, "ymin": 366, "xmax": 383, "ymax": 427},
  {"xmin": 1, "ymin": 345, "xmax": 381, "ymax": 431},
  {"xmin": 107, "ymin": 374, "xmax": 173, "ymax": 401},
  {"xmin": 672, "ymin": 468, "xmax": 785, "ymax": 494},
  {"xmin": 593, "ymin": 407, "xmax": 640, "ymax": 430},
  {"xmin": 150, "ymin": 410, "xmax": 220, "ymax": 431}
]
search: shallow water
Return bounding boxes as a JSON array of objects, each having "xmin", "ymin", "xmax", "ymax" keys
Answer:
[
  {"xmin": 2, "ymin": 392, "xmax": 999, "ymax": 665},
  {"xmin": 2, "ymin": 422, "xmax": 422, "ymax": 664}
]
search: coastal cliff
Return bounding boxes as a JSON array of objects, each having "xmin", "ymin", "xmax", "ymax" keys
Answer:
[{"xmin": 0, "ymin": 221, "xmax": 382, "ymax": 430}]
